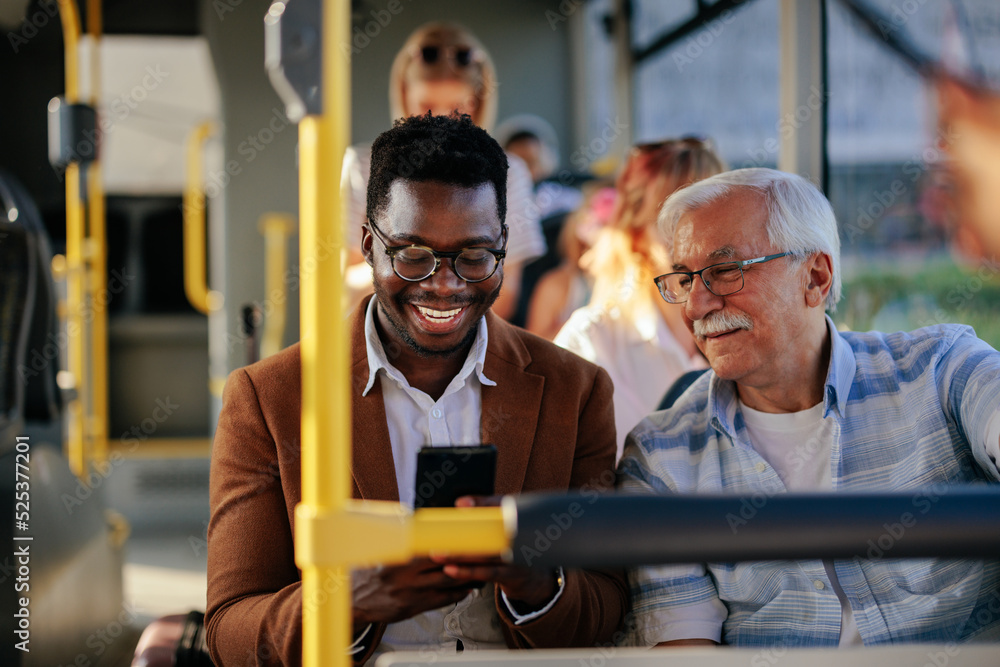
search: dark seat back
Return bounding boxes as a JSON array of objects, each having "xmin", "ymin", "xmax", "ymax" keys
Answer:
[
  {"xmin": 0, "ymin": 221, "xmax": 31, "ymax": 447},
  {"xmin": 657, "ymin": 368, "xmax": 710, "ymax": 411},
  {"xmin": 0, "ymin": 170, "xmax": 62, "ymax": 454}
]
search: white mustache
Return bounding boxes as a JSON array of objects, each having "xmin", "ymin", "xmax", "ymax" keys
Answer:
[{"xmin": 692, "ymin": 311, "xmax": 754, "ymax": 338}]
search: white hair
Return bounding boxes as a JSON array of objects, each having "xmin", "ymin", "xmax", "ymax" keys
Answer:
[{"xmin": 657, "ymin": 167, "xmax": 842, "ymax": 311}]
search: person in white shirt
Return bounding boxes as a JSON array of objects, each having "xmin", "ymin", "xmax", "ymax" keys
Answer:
[
  {"xmin": 555, "ymin": 138, "xmax": 726, "ymax": 460},
  {"xmin": 341, "ymin": 22, "xmax": 546, "ymax": 320}
]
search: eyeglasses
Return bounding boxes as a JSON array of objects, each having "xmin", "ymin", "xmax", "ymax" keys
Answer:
[
  {"xmin": 653, "ymin": 252, "xmax": 793, "ymax": 304},
  {"xmin": 366, "ymin": 220, "xmax": 507, "ymax": 283},
  {"xmin": 413, "ymin": 44, "xmax": 479, "ymax": 68}
]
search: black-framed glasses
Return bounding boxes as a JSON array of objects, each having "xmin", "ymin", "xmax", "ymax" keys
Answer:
[
  {"xmin": 653, "ymin": 252, "xmax": 794, "ymax": 304},
  {"xmin": 414, "ymin": 44, "xmax": 479, "ymax": 68},
  {"xmin": 366, "ymin": 220, "xmax": 507, "ymax": 283}
]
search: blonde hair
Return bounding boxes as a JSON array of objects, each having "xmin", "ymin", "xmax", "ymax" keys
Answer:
[
  {"xmin": 583, "ymin": 138, "xmax": 726, "ymax": 319},
  {"xmin": 388, "ymin": 22, "xmax": 499, "ymax": 131}
]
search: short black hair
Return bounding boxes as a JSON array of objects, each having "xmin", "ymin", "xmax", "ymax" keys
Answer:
[{"xmin": 367, "ymin": 112, "xmax": 508, "ymax": 225}]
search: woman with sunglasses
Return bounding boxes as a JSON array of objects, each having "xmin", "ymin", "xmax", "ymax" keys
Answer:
[
  {"xmin": 554, "ymin": 138, "xmax": 727, "ymax": 461},
  {"xmin": 341, "ymin": 22, "xmax": 546, "ymax": 320}
]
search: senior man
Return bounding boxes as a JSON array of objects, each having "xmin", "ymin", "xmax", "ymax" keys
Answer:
[{"xmin": 619, "ymin": 168, "xmax": 1000, "ymax": 648}]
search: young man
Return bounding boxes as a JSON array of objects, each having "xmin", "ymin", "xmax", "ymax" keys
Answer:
[
  {"xmin": 621, "ymin": 168, "xmax": 1000, "ymax": 648},
  {"xmin": 206, "ymin": 113, "xmax": 626, "ymax": 666}
]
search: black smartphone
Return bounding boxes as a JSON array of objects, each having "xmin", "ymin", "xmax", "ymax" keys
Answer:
[{"xmin": 413, "ymin": 445, "xmax": 497, "ymax": 509}]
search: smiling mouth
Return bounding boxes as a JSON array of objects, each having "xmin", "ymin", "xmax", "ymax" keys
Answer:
[
  {"xmin": 703, "ymin": 329, "xmax": 738, "ymax": 339},
  {"xmin": 415, "ymin": 305, "xmax": 464, "ymax": 323}
]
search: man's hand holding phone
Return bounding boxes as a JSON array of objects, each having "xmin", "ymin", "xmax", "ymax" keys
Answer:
[
  {"xmin": 351, "ymin": 558, "xmax": 481, "ymax": 627},
  {"xmin": 432, "ymin": 494, "xmax": 561, "ymax": 612}
]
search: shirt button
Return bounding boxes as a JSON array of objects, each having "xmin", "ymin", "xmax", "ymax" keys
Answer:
[
  {"xmin": 447, "ymin": 617, "xmax": 460, "ymax": 632},
  {"xmin": 755, "ymin": 462, "xmax": 766, "ymax": 473},
  {"xmin": 431, "ymin": 408, "xmax": 443, "ymax": 419},
  {"xmin": 814, "ymin": 580, "xmax": 825, "ymax": 590}
]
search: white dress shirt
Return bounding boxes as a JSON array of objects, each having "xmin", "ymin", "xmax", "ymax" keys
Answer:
[
  {"xmin": 360, "ymin": 298, "xmax": 563, "ymax": 663},
  {"xmin": 555, "ymin": 302, "xmax": 706, "ymax": 461}
]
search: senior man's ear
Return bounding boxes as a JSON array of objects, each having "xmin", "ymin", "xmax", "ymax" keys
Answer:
[
  {"xmin": 804, "ymin": 252, "xmax": 834, "ymax": 308},
  {"xmin": 361, "ymin": 224, "xmax": 375, "ymax": 267}
]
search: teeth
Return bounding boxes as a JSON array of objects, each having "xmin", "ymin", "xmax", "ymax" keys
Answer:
[{"xmin": 416, "ymin": 306, "xmax": 462, "ymax": 320}]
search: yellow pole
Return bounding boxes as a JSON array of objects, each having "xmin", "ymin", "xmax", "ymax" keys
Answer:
[
  {"xmin": 295, "ymin": 0, "xmax": 351, "ymax": 664},
  {"xmin": 87, "ymin": 0, "xmax": 109, "ymax": 465},
  {"xmin": 258, "ymin": 212, "xmax": 295, "ymax": 358},
  {"xmin": 57, "ymin": 0, "xmax": 87, "ymax": 477},
  {"xmin": 183, "ymin": 121, "xmax": 221, "ymax": 315}
]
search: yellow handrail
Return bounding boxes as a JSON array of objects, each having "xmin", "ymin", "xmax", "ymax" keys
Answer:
[
  {"xmin": 294, "ymin": 3, "xmax": 509, "ymax": 665},
  {"xmin": 56, "ymin": 0, "xmax": 87, "ymax": 477},
  {"xmin": 258, "ymin": 212, "xmax": 295, "ymax": 358},
  {"xmin": 87, "ymin": 0, "xmax": 108, "ymax": 466},
  {"xmin": 295, "ymin": 0, "xmax": 351, "ymax": 662},
  {"xmin": 183, "ymin": 120, "xmax": 221, "ymax": 315},
  {"xmin": 295, "ymin": 0, "xmax": 511, "ymax": 667}
]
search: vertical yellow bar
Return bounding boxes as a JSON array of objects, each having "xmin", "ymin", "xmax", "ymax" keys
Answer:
[
  {"xmin": 259, "ymin": 213, "xmax": 294, "ymax": 359},
  {"xmin": 183, "ymin": 121, "xmax": 217, "ymax": 315},
  {"xmin": 57, "ymin": 0, "xmax": 86, "ymax": 477},
  {"xmin": 299, "ymin": 1, "xmax": 351, "ymax": 666},
  {"xmin": 87, "ymin": 0, "xmax": 109, "ymax": 465}
]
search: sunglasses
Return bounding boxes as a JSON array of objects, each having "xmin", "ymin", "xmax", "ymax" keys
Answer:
[
  {"xmin": 633, "ymin": 135, "xmax": 711, "ymax": 154},
  {"xmin": 414, "ymin": 44, "xmax": 478, "ymax": 68}
]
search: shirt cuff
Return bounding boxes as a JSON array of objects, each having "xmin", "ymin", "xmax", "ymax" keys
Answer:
[
  {"xmin": 347, "ymin": 623, "xmax": 373, "ymax": 655},
  {"xmin": 501, "ymin": 567, "xmax": 566, "ymax": 625}
]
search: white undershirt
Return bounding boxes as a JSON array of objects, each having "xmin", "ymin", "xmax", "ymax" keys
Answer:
[{"xmin": 740, "ymin": 401, "xmax": 863, "ymax": 647}]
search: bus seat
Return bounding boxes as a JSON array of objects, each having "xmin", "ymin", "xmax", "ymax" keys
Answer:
[
  {"xmin": 0, "ymin": 220, "xmax": 31, "ymax": 449},
  {"xmin": 657, "ymin": 368, "xmax": 710, "ymax": 411},
  {"xmin": 132, "ymin": 611, "xmax": 213, "ymax": 667}
]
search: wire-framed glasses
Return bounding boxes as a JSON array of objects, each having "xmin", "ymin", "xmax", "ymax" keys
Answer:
[
  {"xmin": 366, "ymin": 220, "xmax": 507, "ymax": 283},
  {"xmin": 654, "ymin": 252, "xmax": 793, "ymax": 304}
]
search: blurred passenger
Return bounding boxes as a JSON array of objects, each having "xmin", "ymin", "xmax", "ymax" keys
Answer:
[
  {"xmin": 620, "ymin": 168, "xmax": 1000, "ymax": 648},
  {"xmin": 526, "ymin": 184, "xmax": 615, "ymax": 340},
  {"xmin": 496, "ymin": 113, "xmax": 583, "ymax": 220},
  {"xmin": 937, "ymin": 76, "xmax": 1000, "ymax": 260},
  {"xmin": 555, "ymin": 138, "xmax": 726, "ymax": 459},
  {"xmin": 342, "ymin": 22, "xmax": 546, "ymax": 319}
]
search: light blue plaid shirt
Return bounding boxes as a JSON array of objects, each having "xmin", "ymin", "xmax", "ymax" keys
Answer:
[{"xmin": 619, "ymin": 317, "xmax": 1000, "ymax": 647}]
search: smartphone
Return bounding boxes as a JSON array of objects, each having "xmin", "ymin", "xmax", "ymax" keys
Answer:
[{"xmin": 413, "ymin": 445, "xmax": 497, "ymax": 509}]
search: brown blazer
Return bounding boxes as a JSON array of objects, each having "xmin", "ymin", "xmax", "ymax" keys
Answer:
[{"xmin": 206, "ymin": 297, "xmax": 627, "ymax": 666}]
